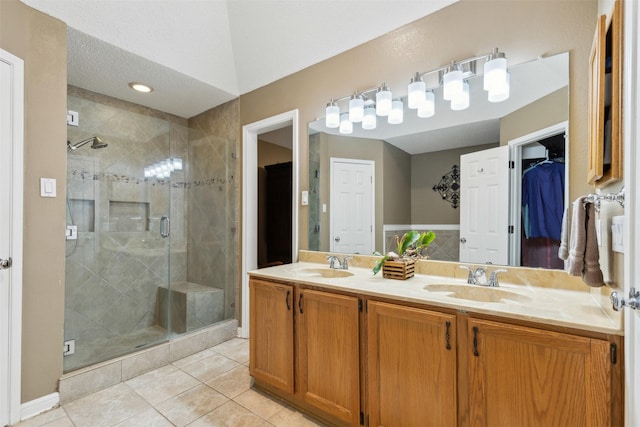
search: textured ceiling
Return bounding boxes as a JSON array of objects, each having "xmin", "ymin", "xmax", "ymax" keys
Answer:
[{"xmin": 21, "ymin": 0, "xmax": 458, "ymax": 118}]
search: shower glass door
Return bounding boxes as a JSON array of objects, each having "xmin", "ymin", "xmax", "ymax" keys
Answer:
[{"xmin": 64, "ymin": 94, "xmax": 176, "ymax": 372}]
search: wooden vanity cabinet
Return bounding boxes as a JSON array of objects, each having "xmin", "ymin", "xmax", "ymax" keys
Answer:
[
  {"xmin": 249, "ymin": 278, "xmax": 361, "ymax": 426},
  {"xmin": 466, "ymin": 318, "xmax": 615, "ymax": 427},
  {"xmin": 367, "ymin": 301, "xmax": 457, "ymax": 427},
  {"xmin": 296, "ymin": 288, "xmax": 361, "ymax": 426},
  {"xmin": 249, "ymin": 278, "xmax": 294, "ymax": 394}
]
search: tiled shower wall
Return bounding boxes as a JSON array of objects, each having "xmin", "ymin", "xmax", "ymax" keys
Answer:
[
  {"xmin": 188, "ymin": 99, "xmax": 239, "ymax": 321},
  {"xmin": 64, "ymin": 87, "xmax": 238, "ymax": 371}
]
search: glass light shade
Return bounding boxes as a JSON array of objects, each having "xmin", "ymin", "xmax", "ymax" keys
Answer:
[
  {"xmin": 451, "ymin": 82, "xmax": 470, "ymax": 111},
  {"xmin": 417, "ymin": 91, "xmax": 435, "ymax": 118},
  {"xmin": 172, "ymin": 157, "xmax": 183, "ymax": 171},
  {"xmin": 388, "ymin": 100, "xmax": 404, "ymax": 125},
  {"xmin": 325, "ymin": 103, "xmax": 340, "ymax": 128},
  {"xmin": 348, "ymin": 96, "xmax": 364, "ymax": 122},
  {"xmin": 443, "ymin": 69, "xmax": 463, "ymax": 101},
  {"xmin": 154, "ymin": 164, "xmax": 162, "ymax": 176},
  {"xmin": 339, "ymin": 113, "xmax": 353, "ymax": 134},
  {"xmin": 362, "ymin": 105, "xmax": 377, "ymax": 130},
  {"xmin": 484, "ymin": 56, "xmax": 508, "ymax": 92},
  {"xmin": 144, "ymin": 167, "xmax": 153, "ymax": 178},
  {"xmin": 407, "ymin": 77, "xmax": 426, "ymax": 109},
  {"xmin": 488, "ymin": 72, "xmax": 510, "ymax": 102},
  {"xmin": 376, "ymin": 87, "xmax": 392, "ymax": 116}
]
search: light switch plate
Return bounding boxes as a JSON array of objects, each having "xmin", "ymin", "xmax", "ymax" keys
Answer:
[
  {"xmin": 301, "ymin": 191, "xmax": 309, "ymax": 205},
  {"xmin": 40, "ymin": 178, "xmax": 56, "ymax": 197}
]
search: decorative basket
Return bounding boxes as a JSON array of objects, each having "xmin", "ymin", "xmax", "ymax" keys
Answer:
[{"xmin": 382, "ymin": 259, "xmax": 415, "ymax": 280}]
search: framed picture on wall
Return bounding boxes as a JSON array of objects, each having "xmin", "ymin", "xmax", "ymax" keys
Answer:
[{"xmin": 587, "ymin": 0, "xmax": 622, "ymax": 186}]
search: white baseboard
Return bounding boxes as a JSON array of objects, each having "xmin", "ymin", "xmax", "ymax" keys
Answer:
[{"xmin": 20, "ymin": 392, "xmax": 59, "ymax": 421}]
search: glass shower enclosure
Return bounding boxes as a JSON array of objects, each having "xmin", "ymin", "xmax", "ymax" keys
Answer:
[{"xmin": 64, "ymin": 88, "xmax": 236, "ymax": 372}]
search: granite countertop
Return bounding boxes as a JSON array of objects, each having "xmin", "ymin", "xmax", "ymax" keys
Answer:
[{"xmin": 249, "ymin": 261, "xmax": 623, "ymax": 336}]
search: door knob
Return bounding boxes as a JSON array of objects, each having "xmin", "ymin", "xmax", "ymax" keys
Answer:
[
  {"xmin": 334, "ymin": 236, "xmax": 341, "ymax": 242},
  {"xmin": 610, "ymin": 288, "xmax": 640, "ymax": 311},
  {"xmin": 460, "ymin": 238, "xmax": 467, "ymax": 244},
  {"xmin": 0, "ymin": 257, "xmax": 12, "ymax": 270}
]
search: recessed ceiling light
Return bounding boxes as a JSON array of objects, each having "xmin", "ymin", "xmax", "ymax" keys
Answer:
[{"xmin": 128, "ymin": 82, "xmax": 154, "ymax": 93}]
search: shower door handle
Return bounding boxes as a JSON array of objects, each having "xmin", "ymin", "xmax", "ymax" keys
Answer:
[{"xmin": 160, "ymin": 215, "xmax": 170, "ymax": 238}]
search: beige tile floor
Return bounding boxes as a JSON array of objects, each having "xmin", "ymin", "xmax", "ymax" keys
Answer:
[{"xmin": 17, "ymin": 338, "xmax": 324, "ymax": 427}]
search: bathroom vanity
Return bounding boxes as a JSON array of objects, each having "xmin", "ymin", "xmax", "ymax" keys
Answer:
[{"xmin": 248, "ymin": 254, "xmax": 623, "ymax": 427}]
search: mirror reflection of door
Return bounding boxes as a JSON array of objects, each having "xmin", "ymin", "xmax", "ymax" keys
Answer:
[
  {"xmin": 330, "ymin": 158, "xmax": 374, "ymax": 254},
  {"xmin": 459, "ymin": 146, "xmax": 510, "ymax": 264},
  {"xmin": 257, "ymin": 127, "xmax": 293, "ymax": 267}
]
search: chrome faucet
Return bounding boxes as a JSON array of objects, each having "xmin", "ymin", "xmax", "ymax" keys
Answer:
[
  {"xmin": 327, "ymin": 255, "xmax": 352, "ymax": 270},
  {"xmin": 459, "ymin": 265, "xmax": 507, "ymax": 287}
]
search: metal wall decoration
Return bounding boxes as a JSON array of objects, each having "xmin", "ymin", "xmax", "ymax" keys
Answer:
[{"xmin": 432, "ymin": 165, "xmax": 460, "ymax": 208}]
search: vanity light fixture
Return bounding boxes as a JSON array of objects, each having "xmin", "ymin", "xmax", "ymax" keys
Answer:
[
  {"xmin": 325, "ymin": 100, "xmax": 340, "ymax": 128},
  {"xmin": 322, "ymin": 47, "xmax": 509, "ymax": 131},
  {"xmin": 339, "ymin": 112, "xmax": 353, "ymax": 134},
  {"xmin": 451, "ymin": 81, "xmax": 470, "ymax": 111},
  {"xmin": 362, "ymin": 102, "xmax": 377, "ymax": 130},
  {"xmin": 417, "ymin": 91, "xmax": 435, "ymax": 118},
  {"xmin": 388, "ymin": 99, "xmax": 404, "ymax": 124},
  {"xmin": 348, "ymin": 94, "xmax": 365, "ymax": 123},
  {"xmin": 376, "ymin": 84, "xmax": 392, "ymax": 116},
  {"xmin": 407, "ymin": 72, "xmax": 426, "ymax": 109},
  {"xmin": 128, "ymin": 82, "xmax": 154, "ymax": 93}
]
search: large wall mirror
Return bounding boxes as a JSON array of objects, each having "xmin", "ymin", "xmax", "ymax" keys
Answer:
[{"xmin": 308, "ymin": 52, "xmax": 569, "ymax": 269}]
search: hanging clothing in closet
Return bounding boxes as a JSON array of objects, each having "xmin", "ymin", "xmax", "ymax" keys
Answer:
[{"xmin": 521, "ymin": 160, "xmax": 565, "ymax": 269}]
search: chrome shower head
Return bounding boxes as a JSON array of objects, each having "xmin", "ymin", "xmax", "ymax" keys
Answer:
[{"xmin": 67, "ymin": 136, "xmax": 108, "ymax": 153}]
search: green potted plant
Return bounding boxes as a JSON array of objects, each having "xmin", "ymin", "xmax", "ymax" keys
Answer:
[{"xmin": 373, "ymin": 230, "xmax": 436, "ymax": 279}]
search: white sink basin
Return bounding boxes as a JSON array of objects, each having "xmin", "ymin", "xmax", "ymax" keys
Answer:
[
  {"xmin": 298, "ymin": 268, "xmax": 354, "ymax": 278},
  {"xmin": 424, "ymin": 283, "xmax": 531, "ymax": 303}
]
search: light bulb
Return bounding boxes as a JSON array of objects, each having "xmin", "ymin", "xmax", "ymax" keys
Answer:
[
  {"xmin": 362, "ymin": 105, "xmax": 377, "ymax": 130},
  {"xmin": 339, "ymin": 113, "xmax": 353, "ymax": 134},
  {"xmin": 417, "ymin": 91, "xmax": 435, "ymax": 118},
  {"xmin": 376, "ymin": 85, "xmax": 392, "ymax": 116},
  {"xmin": 348, "ymin": 95, "xmax": 364, "ymax": 123},
  {"xmin": 388, "ymin": 100, "xmax": 404, "ymax": 125},
  {"xmin": 407, "ymin": 73, "xmax": 426, "ymax": 109},
  {"xmin": 325, "ymin": 101, "xmax": 340, "ymax": 128}
]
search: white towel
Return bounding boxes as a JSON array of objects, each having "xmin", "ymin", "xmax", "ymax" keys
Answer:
[
  {"xmin": 558, "ymin": 206, "xmax": 569, "ymax": 260},
  {"xmin": 565, "ymin": 197, "xmax": 604, "ymax": 287}
]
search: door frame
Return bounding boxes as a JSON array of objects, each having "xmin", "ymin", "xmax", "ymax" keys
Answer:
[
  {"xmin": 623, "ymin": 0, "xmax": 639, "ymax": 424},
  {"xmin": 241, "ymin": 110, "xmax": 299, "ymax": 339},
  {"xmin": 329, "ymin": 157, "xmax": 375, "ymax": 254},
  {"xmin": 507, "ymin": 121, "xmax": 569, "ymax": 266},
  {"xmin": 1, "ymin": 48, "xmax": 24, "ymax": 426}
]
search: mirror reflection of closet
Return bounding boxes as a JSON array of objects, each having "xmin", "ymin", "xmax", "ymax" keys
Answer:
[{"xmin": 509, "ymin": 122, "xmax": 568, "ymax": 269}]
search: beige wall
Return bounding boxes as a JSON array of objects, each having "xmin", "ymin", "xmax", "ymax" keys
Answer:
[
  {"xmin": 411, "ymin": 143, "xmax": 498, "ymax": 223},
  {"xmin": 500, "ymin": 87, "xmax": 570, "ymax": 145},
  {"xmin": 382, "ymin": 143, "xmax": 412, "ymax": 225},
  {"xmin": 239, "ymin": 0, "xmax": 597, "ymax": 256},
  {"xmin": 258, "ymin": 140, "xmax": 292, "ymax": 167},
  {"xmin": 0, "ymin": 0, "xmax": 67, "ymax": 402}
]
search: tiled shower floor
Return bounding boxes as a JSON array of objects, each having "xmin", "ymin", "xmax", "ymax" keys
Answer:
[
  {"xmin": 64, "ymin": 326, "xmax": 168, "ymax": 373},
  {"xmin": 19, "ymin": 338, "xmax": 323, "ymax": 427}
]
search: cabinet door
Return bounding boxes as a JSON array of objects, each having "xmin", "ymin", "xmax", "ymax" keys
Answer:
[
  {"xmin": 467, "ymin": 319, "xmax": 612, "ymax": 427},
  {"xmin": 249, "ymin": 279, "xmax": 294, "ymax": 394},
  {"xmin": 296, "ymin": 288, "xmax": 360, "ymax": 426},
  {"xmin": 368, "ymin": 301, "xmax": 457, "ymax": 427}
]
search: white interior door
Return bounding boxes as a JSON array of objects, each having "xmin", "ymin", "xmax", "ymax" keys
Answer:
[
  {"xmin": 330, "ymin": 158, "xmax": 374, "ymax": 254},
  {"xmin": 1, "ymin": 48, "xmax": 23, "ymax": 426},
  {"xmin": 459, "ymin": 146, "xmax": 509, "ymax": 265}
]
